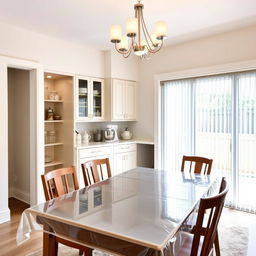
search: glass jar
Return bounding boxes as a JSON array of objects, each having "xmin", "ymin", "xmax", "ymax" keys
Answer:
[{"xmin": 48, "ymin": 130, "xmax": 56, "ymax": 144}]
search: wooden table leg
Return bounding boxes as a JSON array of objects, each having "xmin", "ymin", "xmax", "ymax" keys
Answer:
[{"xmin": 43, "ymin": 227, "xmax": 58, "ymax": 256}]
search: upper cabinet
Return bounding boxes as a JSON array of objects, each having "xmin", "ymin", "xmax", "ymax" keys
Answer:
[
  {"xmin": 107, "ymin": 78, "xmax": 137, "ymax": 121},
  {"xmin": 75, "ymin": 76, "xmax": 105, "ymax": 121}
]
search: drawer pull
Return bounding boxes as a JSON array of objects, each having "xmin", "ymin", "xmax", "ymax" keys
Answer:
[
  {"xmin": 90, "ymin": 150, "xmax": 102, "ymax": 154},
  {"xmin": 121, "ymin": 146, "xmax": 131, "ymax": 150}
]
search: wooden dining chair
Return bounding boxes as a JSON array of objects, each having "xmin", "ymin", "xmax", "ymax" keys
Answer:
[
  {"xmin": 81, "ymin": 158, "xmax": 112, "ymax": 186},
  {"xmin": 41, "ymin": 167, "xmax": 92, "ymax": 256},
  {"xmin": 181, "ymin": 156, "xmax": 213, "ymax": 175},
  {"xmin": 177, "ymin": 177, "xmax": 228, "ymax": 256}
]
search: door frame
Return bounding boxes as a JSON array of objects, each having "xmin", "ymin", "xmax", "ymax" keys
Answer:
[{"xmin": 0, "ymin": 55, "xmax": 44, "ymax": 223}]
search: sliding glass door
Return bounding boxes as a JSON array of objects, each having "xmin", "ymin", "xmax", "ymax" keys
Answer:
[
  {"xmin": 161, "ymin": 71, "xmax": 256, "ymax": 213},
  {"xmin": 237, "ymin": 72, "xmax": 256, "ymax": 212},
  {"xmin": 195, "ymin": 75, "xmax": 233, "ymax": 204}
]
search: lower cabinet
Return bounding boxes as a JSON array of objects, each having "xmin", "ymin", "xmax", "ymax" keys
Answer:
[
  {"xmin": 76, "ymin": 143, "xmax": 137, "ymax": 187},
  {"xmin": 113, "ymin": 151, "xmax": 137, "ymax": 176}
]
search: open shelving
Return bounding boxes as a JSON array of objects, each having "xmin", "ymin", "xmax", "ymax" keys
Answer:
[{"xmin": 44, "ymin": 72, "xmax": 74, "ymax": 172}]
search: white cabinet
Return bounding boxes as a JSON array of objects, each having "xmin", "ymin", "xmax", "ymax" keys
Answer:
[
  {"xmin": 125, "ymin": 81, "xmax": 136, "ymax": 120},
  {"xmin": 75, "ymin": 76, "xmax": 105, "ymax": 121},
  {"xmin": 107, "ymin": 78, "xmax": 137, "ymax": 121},
  {"xmin": 113, "ymin": 144, "xmax": 137, "ymax": 176},
  {"xmin": 76, "ymin": 143, "xmax": 137, "ymax": 186},
  {"xmin": 76, "ymin": 146, "xmax": 113, "ymax": 187}
]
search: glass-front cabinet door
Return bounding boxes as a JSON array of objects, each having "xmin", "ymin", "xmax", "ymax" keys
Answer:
[
  {"xmin": 77, "ymin": 77, "xmax": 90, "ymax": 119},
  {"xmin": 92, "ymin": 79, "xmax": 104, "ymax": 120},
  {"xmin": 76, "ymin": 76, "xmax": 104, "ymax": 121}
]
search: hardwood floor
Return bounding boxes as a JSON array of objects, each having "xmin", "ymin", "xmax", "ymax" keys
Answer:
[{"xmin": 0, "ymin": 198, "xmax": 42, "ymax": 256}]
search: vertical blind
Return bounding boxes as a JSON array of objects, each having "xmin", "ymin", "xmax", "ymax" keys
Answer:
[{"xmin": 161, "ymin": 71, "xmax": 256, "ymax": 213}]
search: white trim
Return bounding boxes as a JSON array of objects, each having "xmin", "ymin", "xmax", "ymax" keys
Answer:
[
  {"xmin": 154, "ymin": 59, "xmax": 256, "ymax": 168},
  {"xmin": 0, "ymin": 208, "xmax": 10, "ymax": 224},
  {"xmin": 0, "ymin": 62, "xmax": 9, "ymax": 222},
  {"xmin": 0, "ymin": 55, "xmax": 44, "ymax": 219}
]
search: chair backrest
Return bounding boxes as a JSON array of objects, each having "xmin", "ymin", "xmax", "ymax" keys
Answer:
[
  {"xmin": 41, "ymin": 166, "xmax": 79, "ymax": 201},
  {"xmin": 81, "ymin": 158, "xmax": 112, "ymax": 186},
  {"xmin": 190, "ymin": 177, "xmax": 229, "ymax": 256},
  {"xmin": 181, "ymin": 156, "xmax": 213, "ymax": 175}
]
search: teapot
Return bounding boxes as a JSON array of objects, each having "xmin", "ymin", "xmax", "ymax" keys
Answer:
[{"xmin": 121, "ymin": 128, "xmax": 132, "ymax": 140}]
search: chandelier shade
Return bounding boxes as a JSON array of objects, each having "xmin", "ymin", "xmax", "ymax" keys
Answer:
[{"xmin": 110, "ymin": 0, "xmax": 167, "ymax": 58}]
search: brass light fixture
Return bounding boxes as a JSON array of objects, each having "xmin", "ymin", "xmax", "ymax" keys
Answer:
[{"xmin": 110, "ymin": 0, "xmax": 167, "ymax": 58}]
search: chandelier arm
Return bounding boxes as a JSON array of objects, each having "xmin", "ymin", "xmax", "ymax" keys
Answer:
[
  {"xmin": 141, "ymin": 11, "xmax": 155, "ymax": 47},
  {"xmin": 145, "ymin": 39, "xmax": 164, "ymax": 54},
  {"xmin": 141, "ymin": 19, "xmax": 155, "ymax": 52},
  {"xmin": 114, "ymin": 42, "xmax": 130, "ymax": 54},
  {"xmin": 152, "ymin": 39, "xmax": 164, "ymax": 53},
  {"xmin": 122, "ymin": 40, "xmax": 133, "ymax": 58},
  {"xmin": 122, "ymin": 49, "xmax": 133, "ymax": 58},
  {"xmin": 138, "ymin": 7, "xmax": 141, "ymax": 46}
]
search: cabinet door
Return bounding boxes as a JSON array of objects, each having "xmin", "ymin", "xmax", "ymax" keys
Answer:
[
  {"xmin": 112, "ymin": 79, "xmax": 125, "ymax": 120},
  {"xmin": 76, "ymin": 76, "xmax": 91, "ymax": 120},
  {"xmin": 92, "ymin": 78, "xmax": 105, "ymax": 120},
  {"xmin": 114, "ymin": 153, "xmax": 125, "ymax": 176},
  {"xmin": 125, "ymin": 151, "xmax": 137, "ymax": 171},
  {"xmin": 124, "ymin": 81, "xmax": 136, "ymax": 120}
]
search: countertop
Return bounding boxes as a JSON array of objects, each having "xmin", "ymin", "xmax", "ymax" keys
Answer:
[{"xmin": 75, "ymin": 139, "xmax": 154, "ymax": 149}]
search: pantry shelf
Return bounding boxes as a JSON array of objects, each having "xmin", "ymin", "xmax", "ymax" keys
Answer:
[
  {"xmin": 45, "ymin": 161, "xmax": 64, "ymax": 168},
  {"xmin": 45, "ymin": 142, "xmax": 64, "ymax": 147}
]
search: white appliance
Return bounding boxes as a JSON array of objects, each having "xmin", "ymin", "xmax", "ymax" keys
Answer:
[{"xmin": 104, "ymin": 125, "xmax": 119, "ymax": 142}]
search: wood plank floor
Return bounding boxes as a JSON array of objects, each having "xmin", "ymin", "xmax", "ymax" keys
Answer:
[{"xmin": 0, "ymin": 198, "xmax": 42, "ymax": 256}]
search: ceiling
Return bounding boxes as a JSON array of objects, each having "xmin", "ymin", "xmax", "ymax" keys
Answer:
[{"xmin": 0, "ymin": 0, "xmax": 256, "ymax": 50}]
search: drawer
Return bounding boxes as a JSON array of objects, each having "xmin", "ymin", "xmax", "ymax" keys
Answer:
[
  {"xmin": 79, "ymin": 146, "xmax": 113, "ymax": 158},
  {"xmin": 114, "ymin": 143, "xmax": 136, "ymax": 154}
]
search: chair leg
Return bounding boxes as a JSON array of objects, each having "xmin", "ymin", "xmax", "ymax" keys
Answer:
[
  {"xmin": 84, "ymin": 248, "xmax": 93, "ymax": 256},
  {"xmin": 214, "ymin": 230, "xmax": 221, "ymax": 256}
]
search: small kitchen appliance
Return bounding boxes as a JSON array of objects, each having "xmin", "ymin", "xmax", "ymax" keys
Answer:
[{"xmin": 104, "ymin": 125, "xmax": 119, "ymax": 142}]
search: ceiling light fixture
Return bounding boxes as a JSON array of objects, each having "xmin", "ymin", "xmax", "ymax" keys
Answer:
[
  {"xmin": 46, "ymin": 75, "xmax": 52, "ymax": 79},
  {"xmin": 110, "ymin": 0, "xmax": 167, "ymax": 58}
]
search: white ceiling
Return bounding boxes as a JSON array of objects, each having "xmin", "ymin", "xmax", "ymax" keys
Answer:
[{"xmin": 0, "ymin": 0, "xmax": 256, "ymax": 50}]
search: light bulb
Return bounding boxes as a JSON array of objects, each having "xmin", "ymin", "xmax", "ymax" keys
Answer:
[
  {"xmin": 110, "ymin": 25, "xmax": 122, "ymax": 42},
  {"xmin": 126, "ymin": 17, "xmax": 138, "ymax": 36},
  {"xmin": 155, "ymin": 21, "xmax": 167, "ymax": 40}
]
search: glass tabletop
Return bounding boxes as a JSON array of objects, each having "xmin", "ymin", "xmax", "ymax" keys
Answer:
[{"xmin": 29, "ymin": 167, "xmax": 219, "ymax": 250}]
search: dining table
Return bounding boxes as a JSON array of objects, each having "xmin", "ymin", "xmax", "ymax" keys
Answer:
[{"xmin": 16, "ymin": 167, "xmax": 220, "ymax": 256}]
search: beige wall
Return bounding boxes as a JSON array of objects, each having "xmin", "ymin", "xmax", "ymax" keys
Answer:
[
  {"xmin": 8, "ymin": 68, "xmax": 30, "ymax": 203},
  {"xmin": 0, "ymin": 22, "xmax": 105, "ymax": 77},
  {"xmin": 133, "ymin": 25, "xmax": 256, "ymax": 141}
]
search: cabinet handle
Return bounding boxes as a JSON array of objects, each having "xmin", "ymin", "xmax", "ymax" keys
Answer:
[
  {"xmin": 121, "ymin": 146, "xmax": 131, "ymax": 150},
  {"xmin": 90, "ymin": 150, "xmax": 102, "ymax": 154}
]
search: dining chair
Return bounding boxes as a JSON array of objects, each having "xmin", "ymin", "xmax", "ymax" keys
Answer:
[
  {"xmin": 41, "ymin": 167, "xmax": 92, "ymax": 256},
  {"xmin": 81, "ymin": 158, "xmax": 112, "ymax": 186},
  {"xmin": 177, "ymin": 177, "xmax": 228, "ymax": 256},
  {"xmin": 181, "ymin": 156, "xmax": 213, "ymax": 175}
]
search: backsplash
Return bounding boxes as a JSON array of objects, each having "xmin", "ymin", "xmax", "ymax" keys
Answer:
[{"xmin": 75, "ymin": 121, "xmax": 136, "ymax": 141}]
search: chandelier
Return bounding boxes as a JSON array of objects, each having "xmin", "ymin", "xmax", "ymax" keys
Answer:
[{"xmin": 110, "ymin": 0, "xmax": 167, "ymax": 58}]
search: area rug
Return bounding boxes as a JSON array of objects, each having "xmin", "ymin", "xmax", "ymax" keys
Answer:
[{"xmin": 27, "ymin": 226, "xmax": 248, "ymax": 256}]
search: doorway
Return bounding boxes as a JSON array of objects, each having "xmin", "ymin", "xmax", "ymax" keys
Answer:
[{"xmin": 8, "ymin": 68, "xmax": 31, "ymax": 205}]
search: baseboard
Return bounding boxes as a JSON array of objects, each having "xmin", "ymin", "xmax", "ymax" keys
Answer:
[
  {"xmin": 12, "ymin": 188, "xmax": 30, "ymax": 205},
  {"xmin": 0, "ymin": 208, "xmax": 10, "ymax": 224},
  {"xmin": 9, "ymin": 186, "xmax": 14, "ymax": 198}
]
